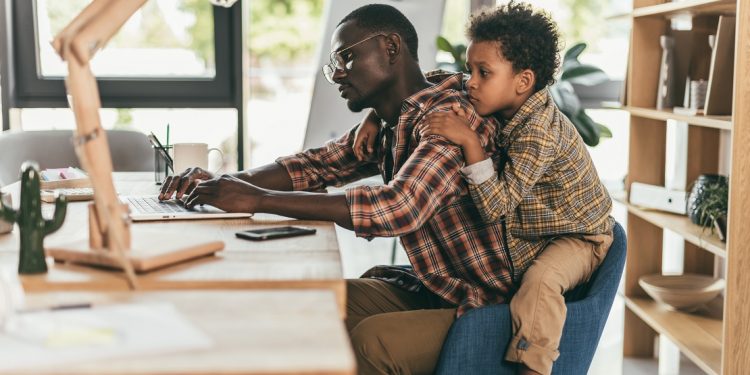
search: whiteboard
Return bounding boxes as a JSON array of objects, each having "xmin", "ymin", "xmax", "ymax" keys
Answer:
[{"xmin": 302, "ymin": 0, "xmax": 446, "ymax": 150}]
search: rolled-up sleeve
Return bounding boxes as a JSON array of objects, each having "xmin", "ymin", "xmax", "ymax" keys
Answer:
[
  {"xmin": 276, "ymin": 125, "xmax": 380, "ymax": 191},
  {"xmin": 346, "ymin": 136, "xmax": 465, "ymax": 239}
]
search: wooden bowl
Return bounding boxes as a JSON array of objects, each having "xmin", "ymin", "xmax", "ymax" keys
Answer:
[{"xmin": 638, "ymin": 274, "xmax": 725, "ymax": 312}]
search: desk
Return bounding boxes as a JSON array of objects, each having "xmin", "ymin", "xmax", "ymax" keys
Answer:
[
  {"xmin": 0, "ymin": 173, "xmax": 346, "ymax": 315},
  {"xmin": 8, "ymin": 290, "xmax": 355, "ymax": 375}
]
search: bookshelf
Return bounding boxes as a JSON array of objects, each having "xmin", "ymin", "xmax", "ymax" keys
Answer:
[{"xmin": 623, "ymin": 0, "xmax": 750, "ymax": 373}]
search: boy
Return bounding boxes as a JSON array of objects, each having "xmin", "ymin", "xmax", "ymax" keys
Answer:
[{"xmin": 353, "ymin": 2, "xmax": 614, "ymax": 374}]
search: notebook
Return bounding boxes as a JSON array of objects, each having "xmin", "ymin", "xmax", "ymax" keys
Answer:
[{"xmin": 122, "ymin": 196, "xmax": 252, "ymax": 222}]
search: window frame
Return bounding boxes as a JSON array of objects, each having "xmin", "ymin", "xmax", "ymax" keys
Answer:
[
  {"xmin": 1, "ymin": 0, "xmax": 246, "ymax": 169},
  {"xmin": 5, "ymin": 0, "xmax": 240, "ymax": 109}
]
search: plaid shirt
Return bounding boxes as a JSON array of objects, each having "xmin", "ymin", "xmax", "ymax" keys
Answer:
[
  {"xmin": 468, "ymin": 88, "xmax": 614, "ymax": 278},
  {"xmin": 276, "ymin": 73, "xmax": 515, "ymax": 316}
]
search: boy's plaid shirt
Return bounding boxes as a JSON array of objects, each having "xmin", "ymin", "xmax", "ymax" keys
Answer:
[
  {"xmin": 468, "ymin": 88, "xmax": 615, "ymax": 276},
  {"xmin": 276, "ymin": 73, "xmax": 515, "ymax": 316}
]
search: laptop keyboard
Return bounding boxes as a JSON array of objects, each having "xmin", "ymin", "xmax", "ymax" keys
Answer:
[{"xmin": 127, "ymin": 196, "xmax": 191, "ymax": 214}]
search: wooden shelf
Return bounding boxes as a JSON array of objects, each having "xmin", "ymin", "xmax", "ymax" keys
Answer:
[
  {"xmin": 633, "ymin": 0, "xmax": 736, "ymax": 18},
  {"xmin": 612, "ymin": 195, "xmax": 726, "ymax": 257},
  {"xmin": 624, "ymin": 296, "xmax": 723, "ymax": 375},
  {"xmin": 625, "ymin": 106, "xmax": 732, "ymax": 130}
]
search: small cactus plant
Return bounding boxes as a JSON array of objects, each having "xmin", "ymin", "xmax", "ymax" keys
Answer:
[{"xmin": 0, "ymin": 162, "xmax": 67, "ymax": 274}]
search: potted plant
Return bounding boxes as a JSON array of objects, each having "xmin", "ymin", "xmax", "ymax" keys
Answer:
[
  {"xmin": 688, "ymin": 175, "xmax": 729, "ymax": 241},
  {"xmin": 436, "ymin": 38, "xmax": 613, "ymax": 146}
]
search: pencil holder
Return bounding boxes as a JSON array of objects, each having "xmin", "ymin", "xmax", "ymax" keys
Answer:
[
  {"xmin": 153, "ymin": 145, "xmax": 173, "ymax": 185},
  {"xmin": 0, "ymin": 162, "xmax": 67, "ymax": 274}
]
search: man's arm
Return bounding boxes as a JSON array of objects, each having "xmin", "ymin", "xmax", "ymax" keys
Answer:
[
  {"xmin": 232, "ymin": 163, "xmax": 294, "ymax": 191},
  {"xmin": 184, "ymin": 174, "xmax": 353, "ymax": 229},
  {"xmin": 161, "ymin": 125, "xmax": 378, "ymax": 200}
]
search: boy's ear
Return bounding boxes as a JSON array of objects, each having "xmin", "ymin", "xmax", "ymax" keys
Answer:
[
  {"xmin": 385, "ymin": 33, "xmax": 401, "ymax": 63},
  {"xmin": 516, "ymin": 69, "xmax": 536, "ymax": 95}
]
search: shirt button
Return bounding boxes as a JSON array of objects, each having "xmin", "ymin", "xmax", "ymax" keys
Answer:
[{"xmin": 397, "ymin": 280, "xmax": 404, "ymax": 286}]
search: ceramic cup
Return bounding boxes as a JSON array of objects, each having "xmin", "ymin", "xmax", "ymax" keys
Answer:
[
  {"xmin": 0, "ymin": 192, "xmax": 12, "ymax": 234},
  {"xmin": 172, "ymin": 143, "xmax": 224, "ymax": 175}
]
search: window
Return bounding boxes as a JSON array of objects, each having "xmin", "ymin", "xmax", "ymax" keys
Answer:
[
  {"xmin": 5, "ymin": 0, "xmax": 241, "ymax": 108},
  {"xmin": 36, "ymin": 0, "xmax": 216, "ymax": 79}
]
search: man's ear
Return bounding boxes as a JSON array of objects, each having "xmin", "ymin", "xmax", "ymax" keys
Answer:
[
  {"xmin": 384, "ymin": 33, "xmax": 401, "ymax": 63},
  {"xmin": 516, "ymin": 69, "xmax": 536, "ymax": 95}
]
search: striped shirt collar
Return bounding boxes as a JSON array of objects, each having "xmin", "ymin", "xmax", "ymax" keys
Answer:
[{"xmin": 401, "ymin": 72, "xmax": 465, "ymax": 114}]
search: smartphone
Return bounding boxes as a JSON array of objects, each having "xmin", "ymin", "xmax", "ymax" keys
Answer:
[{"xmin": 235, "ymin": 226, "xmax": 317, "ymax": 241}]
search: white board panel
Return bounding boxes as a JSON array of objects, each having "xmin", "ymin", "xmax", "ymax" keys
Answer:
[{"xmin": 303, "ymin": 0, "xmax": 446, "ymax": 150}]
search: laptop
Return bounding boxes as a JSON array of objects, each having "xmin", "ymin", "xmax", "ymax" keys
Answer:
[{"xmin": 123, "ymin": 195, "xmax": 252, "ymax": 222}]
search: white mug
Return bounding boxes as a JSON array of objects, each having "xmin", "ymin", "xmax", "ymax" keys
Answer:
[{"xmin": 172, "ymin": 143, "xmax": 224, "ymax": 174}]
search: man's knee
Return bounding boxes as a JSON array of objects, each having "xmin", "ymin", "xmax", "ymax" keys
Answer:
[{"xmin": 350, "ymin": 317, "xmax": 397, "ymax": 375}]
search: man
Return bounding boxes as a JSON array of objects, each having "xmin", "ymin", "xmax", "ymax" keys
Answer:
[{"xmin": 160, "ymin": 5, "xmax": 513, "ymax": 374}]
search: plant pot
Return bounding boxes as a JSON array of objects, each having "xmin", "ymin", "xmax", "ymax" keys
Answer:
[{"xmin": 687, "ymin": 174, "xmax": 728, "ymax": 226}]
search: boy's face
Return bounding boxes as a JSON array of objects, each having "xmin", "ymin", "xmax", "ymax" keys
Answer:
[{"xmin": 464, "ymin": 41, "xmax": 525, "ymax": 118}]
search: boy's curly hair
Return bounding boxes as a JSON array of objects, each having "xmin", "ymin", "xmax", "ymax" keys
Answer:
[{"xmin": 467, "ymin": 1, "xmax": 562, "ymax": 92}]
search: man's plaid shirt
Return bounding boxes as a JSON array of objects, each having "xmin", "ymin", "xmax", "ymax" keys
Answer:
[
  {"xmin": 467, "ymin": 88, "xmax": 614, "ymax": 278},
  {"xmin": 276, "ymin": 74, "xmax": 515, "ymax": 316}
]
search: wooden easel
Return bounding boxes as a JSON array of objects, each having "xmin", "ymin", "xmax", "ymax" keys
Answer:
[{"xmin": 45, "ymin": 0, "xmax": 223, "ymax": 289}]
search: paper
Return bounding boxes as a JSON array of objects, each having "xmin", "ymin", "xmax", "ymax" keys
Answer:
[{"xmin": 0, "ymin": 302, "xmax": 213, "ymax": 371}]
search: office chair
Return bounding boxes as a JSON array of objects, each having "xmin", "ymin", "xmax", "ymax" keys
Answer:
[
  {"xmin": 435, "ymin": 222, "xmax": 627, "ymax": 375},
  {"xmin": 0, "ymin": 130, "xmax": 153, "ymax": 185}
]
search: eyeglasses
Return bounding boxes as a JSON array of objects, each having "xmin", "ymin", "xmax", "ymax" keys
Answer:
[{"xmin": 322, "ymin": 34, "xmax": 385, "ymax": 84}]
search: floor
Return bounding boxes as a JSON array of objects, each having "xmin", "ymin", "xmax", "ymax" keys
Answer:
[{"xmin": 334, "ymin": 228, "xmax": 705, "ymax": 375}]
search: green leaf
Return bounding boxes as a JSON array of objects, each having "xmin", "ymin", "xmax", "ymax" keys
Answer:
[
  {"xmin": 573, "ymin": 110, "xmax": 601, "ymax": 147},
  {"xmin": 564, "ymin": 42, "xmax": 587, "ymax": 63},
  {"xmin": 597, "ymin": 123, "xmax": 613, "ymax": 138},
  {"xmin": 550, "ymin": 81, "xmax": 581, "ymax": 117},
  {"xmin": 453, "ymin": 44, "xmax": 467, "ymax": 68},
  {"xmin": 561, "ymin": 64, "xmax": 606, "ymax": 82},
  {"xmin": 436, "ymin": 36, "xmax": 454, "ymax": 54}
]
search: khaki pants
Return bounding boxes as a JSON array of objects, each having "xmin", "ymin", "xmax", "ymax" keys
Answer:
[
  {"xmin": 505, "ymin": 231, "xmax": 614, "ymax": 375},
  {"xmin": 346, "ymin": 278, "xmax": 456, "ymax": 375}
]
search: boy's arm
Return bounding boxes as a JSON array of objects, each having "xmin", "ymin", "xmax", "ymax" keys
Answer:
[
  {"xmin": 465, "ymin": 126, "xmax": 556, "ymax": 223},
  {"xmin": 352, "ymin": 110, "xmax": 381, "ymax": 161},
  {"xmin": 420, "ymin": 105, "xmax": 488, "ymax": 165}
]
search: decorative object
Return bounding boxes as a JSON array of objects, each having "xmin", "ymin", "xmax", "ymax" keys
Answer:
[
  {"xmin": 656, "ymin": 35, "xmax": 675, "ymax": 110},
  {"xmin": 686, "ymin": 174, "xmax": 729, "ymax": 231},
  {"xmin": 0, "ymin": 192, "xmax": 12, "ymax": 234},
  {"xmin": 689, "ymin": 79, "xmax": 708, "ymax": 110},
  {"xmin": 0, "ymin": 162, "xmax": 67, "ymax": 274},
  {"xmin": 639, "ymin": 274, "xmax": 725, "ymax": 312},
  {"xmin": 436, "ymin": 38, "xmax": 613, "ymax": 146}
]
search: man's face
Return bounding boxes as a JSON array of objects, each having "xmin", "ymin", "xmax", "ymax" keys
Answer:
[{"xmin": 329, "ymin": 22, "xmax": 391, "ymax": 112}]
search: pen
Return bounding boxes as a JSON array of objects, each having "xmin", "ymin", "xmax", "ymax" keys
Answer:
[{"xmin": 17, "ymin": 302, "xmax": 93, "ymax": 313}]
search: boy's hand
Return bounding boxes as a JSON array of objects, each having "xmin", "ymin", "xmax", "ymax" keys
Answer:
[
  {"xmin": 353, "ymin": 110, "xmax": 380, "ymax": 161},
  {"xmin": 419, "ymin": 104, "xmax": 476, "ymax": 147}
]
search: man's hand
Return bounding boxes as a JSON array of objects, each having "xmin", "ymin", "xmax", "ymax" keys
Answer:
[
  {"xmin": 184, "ymin": 174, "xmax": 263, "ymax": 213},
  {"xmin": 159, "ymin": 167, "xmax": 215, "ymax": 201}
]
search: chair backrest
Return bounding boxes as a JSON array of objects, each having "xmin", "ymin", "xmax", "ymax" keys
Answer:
[
  {"xmin": 0, "ymin": 130, "xmax": 153, "ymax": 185},
  {"xmin": 435, "ymin": 222, "xmax": 627, "ymax": 375}
]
